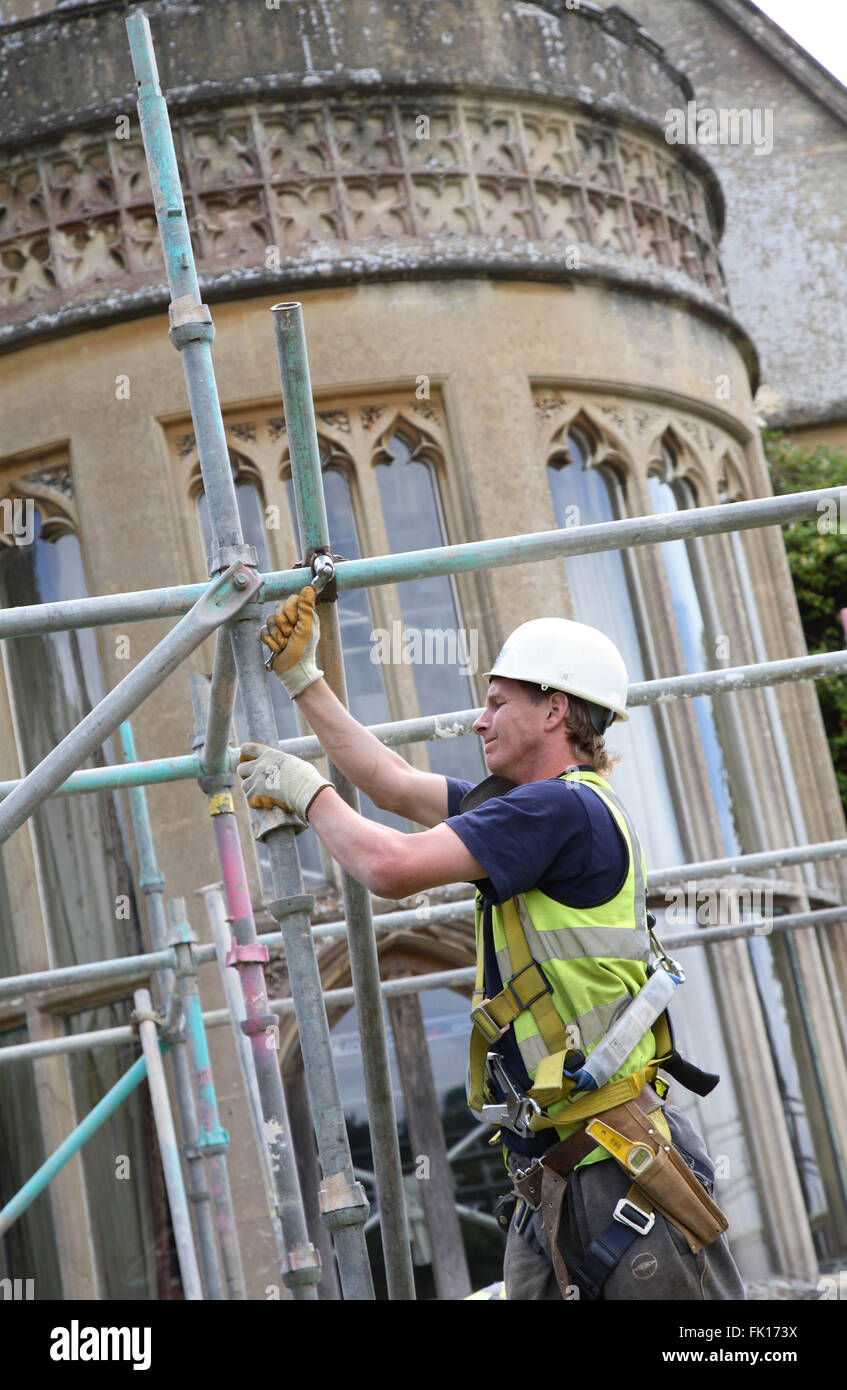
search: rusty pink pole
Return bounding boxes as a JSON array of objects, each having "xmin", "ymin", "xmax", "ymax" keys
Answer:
[
  {"xmin": 188, "ymin": 665, "xmax": 322, "ymax": 1299},
  {"xmin": 209, "ymin": 792, "xmax": 322, "ymax": 1295}
]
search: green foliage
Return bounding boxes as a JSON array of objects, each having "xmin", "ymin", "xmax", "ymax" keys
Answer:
[{"xmin": 764, "ymin": 431, "xmax": 847, "ymax": 804}]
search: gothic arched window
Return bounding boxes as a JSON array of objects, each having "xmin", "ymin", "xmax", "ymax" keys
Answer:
[
  {"xmin": 647, "ymin": 442, "xmax": 738, "ymax": 854},
  {"xmin": 648, "ymin": 441, "xmax": 829, "ymax": 1241},
  {"xmin": 0, "ymin": 494, "xmax": 159, "ymax": 1299},
  {"xmin": 284, "ymin": 450, "xmax": 402, "ymax": 832},
  {"xmin": 286, "ymin": 458, "xmax": 393, "ymax": 732},
  {"xmin": 546, "ymin": 429, "xmax": 684, "ymax": 866},
  {"xmin": 373, "ymin": 432, "xmax": 484, "ymax": 785}
]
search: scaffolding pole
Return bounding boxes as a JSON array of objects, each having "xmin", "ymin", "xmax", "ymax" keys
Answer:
[
  {"xmin": 0, "ymin": 1049, "xmax": 152, "ymax": 1238},
  {"xmin": 195, "ymin": 882, "xmax": 292, "ymax": 1280},
  {"xmin": 0, "ymin": 947, "xmax": 174, "ymax": 1001},
  {"xmin": 188, "ymin": 676, "xmax": 321, "ymax": 1300},
  {"xmin": 165, "ymin": 899, "xmax": 246, "ymax": 1300},
  {"xmin": 200, "ymin": 630, "xmax": 239, "ymax": 776},
  {"xmin": 0, "ymin": 648, "xmax": 844, "ymax": 804},
  {"xmin": 126, "ymin": 11, "xmax": 369, "ymax": 1297},
  {"xmin": 272, "ymin": 301, "xmax": 414, "ymax": 1302},
  {"xmin": 119, "ymin": 721, "xmax": 228, "ymax": 1300},
  {"xmin": 3, "ymin": 901, "xmax": 845, "ymax": 1068},
  {"xmin": 133, "ymin": 988, "xmax": 204, "ymax": 1300},
  {"xmin": 0, "ymin": 486, "xmax": 845, "ymax": 642},
  {"xmin": 0, "ymin": 562, "xmax": 260, "ymax": 843},
  {"xmin": 2, "ymin": 837, "xmax": 845, "ymax": 1007}
]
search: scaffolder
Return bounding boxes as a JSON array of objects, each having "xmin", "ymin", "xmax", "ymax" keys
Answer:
[{"xmin": 0, "ymin": 12, "xmax": 845, "ymax": 1304}]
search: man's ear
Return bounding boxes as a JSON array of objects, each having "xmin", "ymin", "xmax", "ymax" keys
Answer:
[{"xmin": 546, "ymin": 690, "xmax": 570, "ymax": 727}]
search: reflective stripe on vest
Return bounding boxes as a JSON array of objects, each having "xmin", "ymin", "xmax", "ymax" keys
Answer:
[{"xmin": 470, "ymin": 769, "xmax": 657, "ymax": 1132}]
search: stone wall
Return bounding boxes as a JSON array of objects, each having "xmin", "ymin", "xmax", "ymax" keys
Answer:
[{"xmin": 623, "ymin": 0, "xmax": 847, "ymax": 431}]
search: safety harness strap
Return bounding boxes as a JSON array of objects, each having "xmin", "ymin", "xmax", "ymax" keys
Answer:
[
  {"xmin": 527, "ymin": 1060, "xmax": 670, "ymax": 1128},
  {"xmin": 592, "ymin": 781, "xmax": 647, "ymax": 942},
  {"xmin": 468, "ymin": 774, "xmax": 663, "ymax": 1121},
  {"xmin": 503, "ymin": 897, "xmax": 571, "ymax": 1052},
  {"xmin": 572, "ymin": 1186, "xmax": 655, "ymax": 1301},
  {"xmin": 469, "ymin": 896, "xmax": 569, "ymax": 1112}
]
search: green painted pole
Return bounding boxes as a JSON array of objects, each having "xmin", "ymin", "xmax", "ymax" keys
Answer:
[{"xmin": 0, "ymin": 1050, "xmax": 155, "ymax": 1237}]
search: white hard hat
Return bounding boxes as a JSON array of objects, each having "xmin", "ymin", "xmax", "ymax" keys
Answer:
[{"xmin": 484, "ymin": 618, "xmax": 629, "ymax": 729}]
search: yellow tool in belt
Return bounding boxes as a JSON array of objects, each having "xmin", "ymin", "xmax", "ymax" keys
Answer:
[{"xmin": 585, "ymin": 1117, "xmax": 656, "ymax": 1175}]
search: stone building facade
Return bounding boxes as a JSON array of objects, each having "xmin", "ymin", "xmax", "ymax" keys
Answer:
[
  {"xmin": 622, "ymin": 0, "xmax": 847, "ymax": 449},
  {"xmin": 0, "ymin": 0, "xmax": 846, "ymax": 1298}
]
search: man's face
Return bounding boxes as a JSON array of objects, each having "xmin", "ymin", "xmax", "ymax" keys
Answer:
[{"xmin": 472, "ymin": 676, "xmax": 549, "ymax": 780}]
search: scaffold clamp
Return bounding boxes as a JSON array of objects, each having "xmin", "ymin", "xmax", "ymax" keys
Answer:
[
  {"xmin": 239, "ymin": 1012, "xmax": 277, "ymax": 1038},
  {"xmin": 281, "ymin": 1243, "xmax": 322, "ymax": 1289},
  {"xmin": 263, "ymin": 549, "xmax": 340, "ymax": 668},
  {"xmin": 168, "ymin": 295, "xmax": 214, "ymax": 347},
  {"xmin": 318, "ymin": 1172, "xmax": 370, "ymax": 1231},
  {"xmin": 225, "ymin": 942, "xmax": 269, "ymax": 968},
  {"xmin": 130, "ymin": 1005, "xmax": 163, "ymax": 1029},
  {"xmin": 196, "ymin": 1123, "xmax": 229, "ymax": 1155},
  {"xmin": 267, "ymin": 894, "xmax": 315, "ymax": 922}
]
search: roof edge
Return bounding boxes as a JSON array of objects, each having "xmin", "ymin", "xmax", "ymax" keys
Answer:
[{"xmin": 704, "ymin": 0, "xmax": 847, "ymax": 127}]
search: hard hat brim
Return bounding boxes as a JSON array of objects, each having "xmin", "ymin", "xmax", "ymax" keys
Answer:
[{"xmin": 483, "ymin": 670, "xmax": 629, "ymax": 723}]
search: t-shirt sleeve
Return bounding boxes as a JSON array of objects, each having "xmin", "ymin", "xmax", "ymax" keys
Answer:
[
  {"xmin": 445, "ymin": 781, "xmax": 592, "ymax": 904},
  {"xmin": 444, "ymin": 777, "xmax": 475, "ymax": 819}
]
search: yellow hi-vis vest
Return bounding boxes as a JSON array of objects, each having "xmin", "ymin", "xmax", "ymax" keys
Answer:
[{"xmin": 468, "ymin": 769, "xmax": 671, "ymax": 1150}]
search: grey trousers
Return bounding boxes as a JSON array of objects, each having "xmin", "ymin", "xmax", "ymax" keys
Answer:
[{"xmin": 503, "ymin": 1104, "xmax": 746, "ymax": 1301}]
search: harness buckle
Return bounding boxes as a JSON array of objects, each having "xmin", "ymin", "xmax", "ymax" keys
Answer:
[
  {"xmin": 613, "ymin": 1197, "xmax": 654, "ymax": 1235},
  {"xmin": 470, "ymin": 1002, "xmax": 509, "ymax": 1043},
  {"xmin": 504, "ymin": 961, "xmax": 553, "ymax": 1013},
  {"xmin": 513, "ymin": 1198, "xmax": 532, "ymax": 1235}
]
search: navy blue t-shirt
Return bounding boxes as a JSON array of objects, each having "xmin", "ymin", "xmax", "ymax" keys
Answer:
[{"xmin": 445, "ymin": 768, "xmax": 630, "ymax": 1158}]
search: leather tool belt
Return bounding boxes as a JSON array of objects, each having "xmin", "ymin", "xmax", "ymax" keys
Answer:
[{"xmin": 509, "ymin": 1084, "xmax": 729, "ymax": 1298}]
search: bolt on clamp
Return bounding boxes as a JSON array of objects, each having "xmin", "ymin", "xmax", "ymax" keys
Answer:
[
  {"xmin": 131, "ymin": 1005, "xmax": 163, "ymax": 1030},
  {"xmin": 263, "ymin": 551, "xmax": 338, "ymax": 669}
]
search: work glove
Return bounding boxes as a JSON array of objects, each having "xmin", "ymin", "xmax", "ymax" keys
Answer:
[
  {"xmin": 260, "ymin": 585, "xmax": 324, "ymax": 699},
  {"xmin": 237, "ymin": 742, "xmax": 332, "ymax": 821}
]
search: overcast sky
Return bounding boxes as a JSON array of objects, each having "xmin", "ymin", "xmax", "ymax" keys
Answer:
[{"xmin": 753, "ymin": 0, "xmax": 847, "ymax": 88}]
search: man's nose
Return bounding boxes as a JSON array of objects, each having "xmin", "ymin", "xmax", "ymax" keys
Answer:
[{"xmin": 473, "ymin": 709, "xmax": 488, "ymax": 734}]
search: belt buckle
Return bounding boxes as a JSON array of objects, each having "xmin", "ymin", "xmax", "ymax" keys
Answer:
[{"xmin": 613, "ymin": 1197, "xmax": 655, "ymax": 1235}]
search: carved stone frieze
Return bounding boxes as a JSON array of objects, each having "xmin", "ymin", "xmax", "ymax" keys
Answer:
[
  {"xmin": 1, "ymin": 95, "xmax": 727, "ymax": 326},
  {"xmin": 317, "ymin": 410, "xmax": 351, "ymax": 433},
  {"xmin": 0, "ymin": 451, "xmax": 78, "ymax": 540},
  {"xmin": 19, "ymin": 463, "xmax": 73, "ymax": 499},
  {"xmin": 166, "ymin": 391, "xmax": 447, "ymax": 499},
  {"xmin": 533, "ymin": 388, "xmax": 750, "ymax": 497}
]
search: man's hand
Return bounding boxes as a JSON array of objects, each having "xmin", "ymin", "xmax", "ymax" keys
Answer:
[
  {"xmin": 260, "ymin": 585, "xmax": 324, "ymax": 698},
  {"xmin": 237, "ymin": 742, "xmax": 332, "ymax": 821}
]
